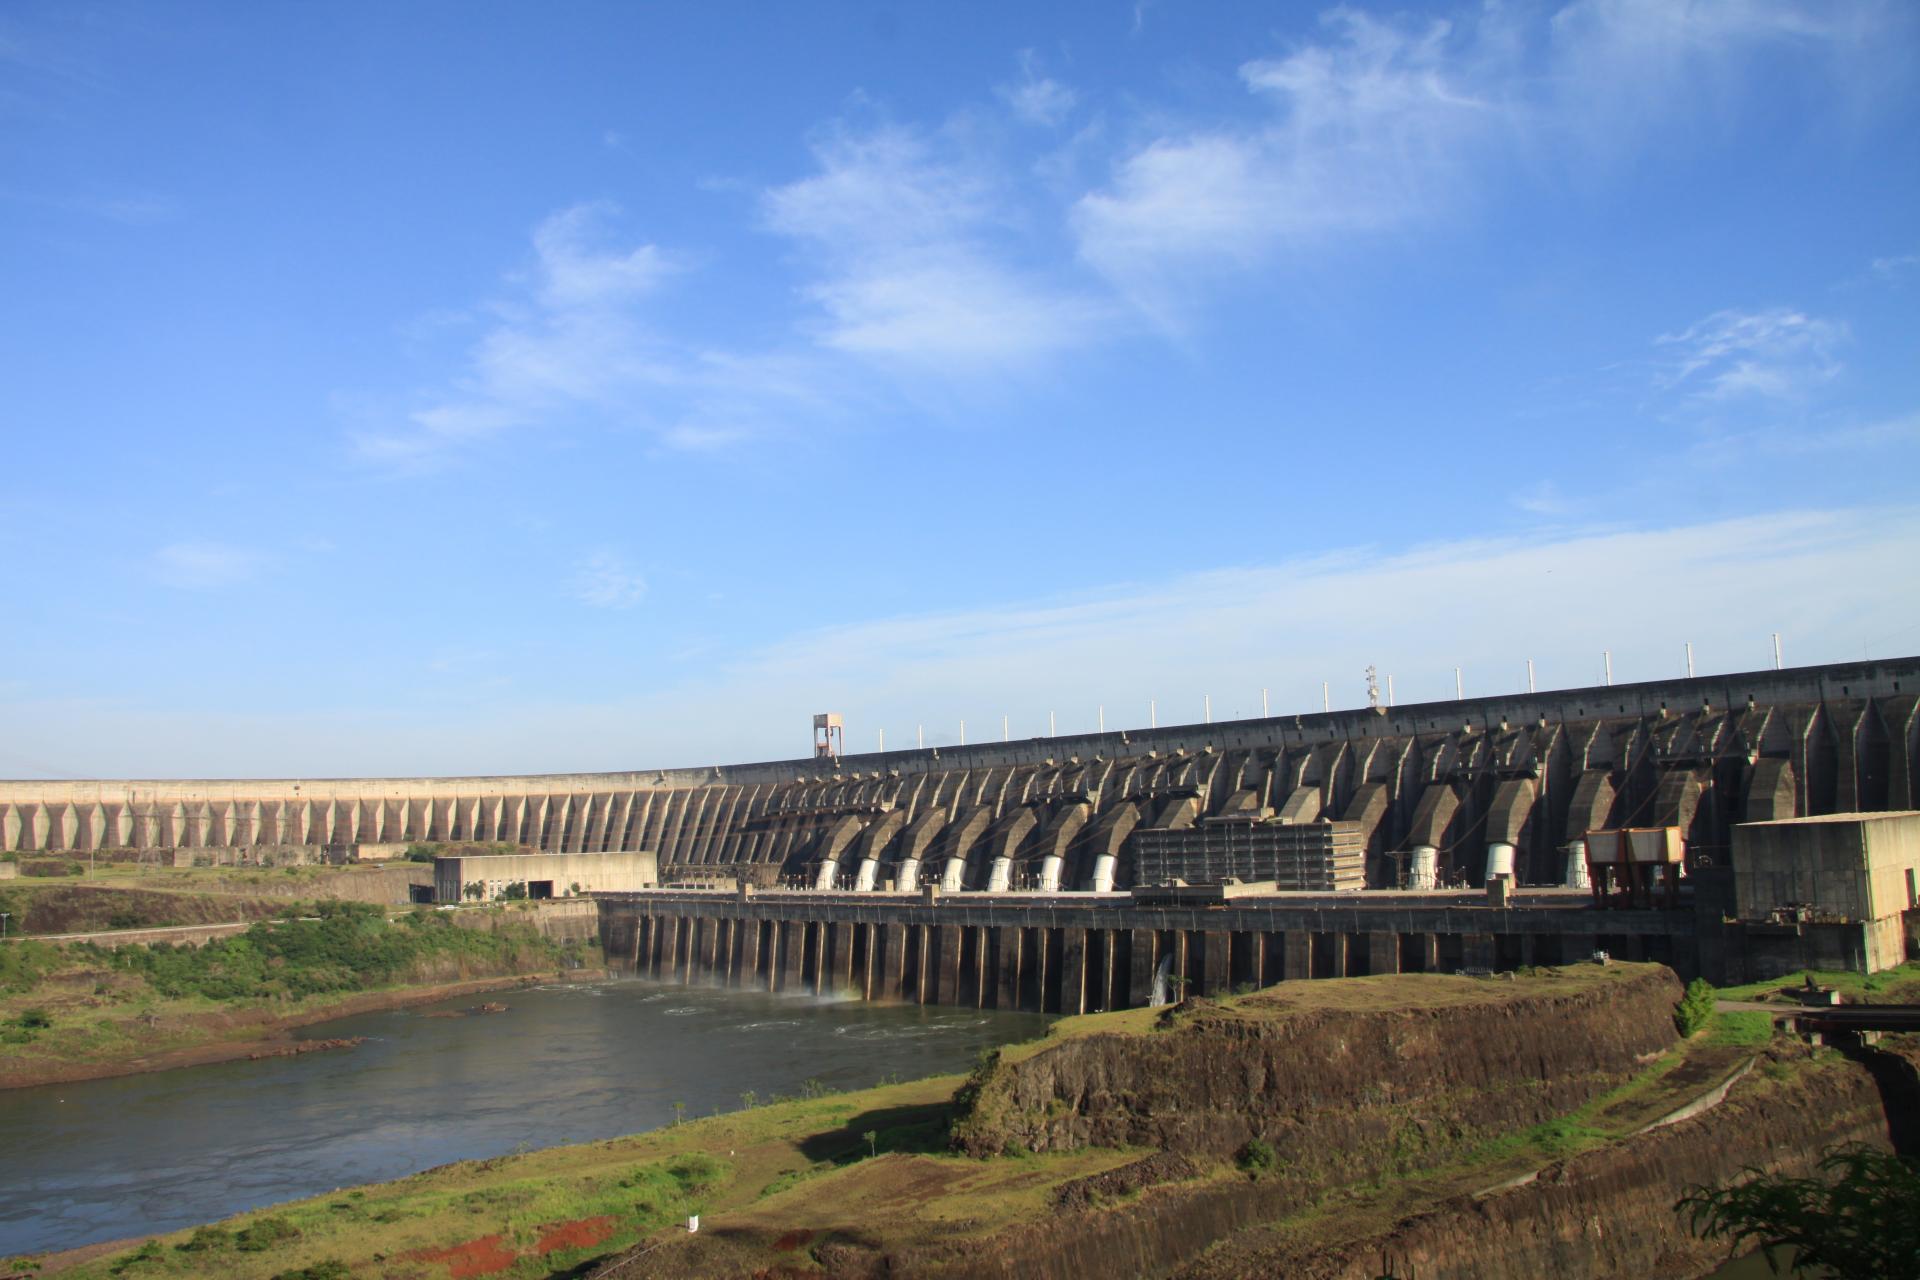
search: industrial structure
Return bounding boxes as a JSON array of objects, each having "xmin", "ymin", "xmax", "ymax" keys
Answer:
[{"xmin": 4, "ymin": 658, "xmax": 1918, "ymax": 997}]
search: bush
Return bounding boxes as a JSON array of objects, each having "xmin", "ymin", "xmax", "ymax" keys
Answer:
[
  {"xmin": 104, "ymin": 907, "xmax": 564, "ymax": 1004},
  {"xmin": 15, "ymin": 1008, "xmax": 52, "ymax": 1030},
  {"xmin": 404, "ymin": 843, "xmax": 439, "ymax": 864},
  {"xmin": 272, "ymin": 1261, "xmax": 350, "ymax": 1280},
  {"xmin": 177, "ymin": 1225, "xmax": 232, "ymax": 1252},
  {"xmin": 1678, "ymin": 1143, "xmax": 1920, "ymax": 1278},
  {"xmin": 1238, "ymin": 1137, "xmax": 1277, "ymax": 1174},
  {"xmin": 108, "ymin": 1240, "xmax": 162, "ymax": 1274},
  {"xmin": 1675, "ymin": 978, "xmax": 1717, "ymax": 1037},
  {"xmin": 234, "ymin": 1216, "xmax": 300, "ymax": 1252}
]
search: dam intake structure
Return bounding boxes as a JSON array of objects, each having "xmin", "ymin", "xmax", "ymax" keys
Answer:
[{"xmin": 5, "ymin": 658, "xmax": 1919, "ymax": 996}]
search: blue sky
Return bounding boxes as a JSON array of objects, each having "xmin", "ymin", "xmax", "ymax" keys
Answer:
[{"xmin": 3, "ymin": 0, "xmax": 1917, "ymax": 778}]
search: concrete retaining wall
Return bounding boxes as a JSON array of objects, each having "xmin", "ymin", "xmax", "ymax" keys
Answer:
[{"xmin": 597, "ymin": 888, "xmax": 1693, "ymax": 1013}]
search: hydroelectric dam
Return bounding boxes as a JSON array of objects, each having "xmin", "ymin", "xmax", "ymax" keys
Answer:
[{"xmin": 5, "ymin": 658, "xmax": 1919, "ymax": 1008}]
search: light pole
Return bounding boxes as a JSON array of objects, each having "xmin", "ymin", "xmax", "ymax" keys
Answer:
[{"xmin": 1, "ymin": 912, "xmax": 10, "ymax": 941}]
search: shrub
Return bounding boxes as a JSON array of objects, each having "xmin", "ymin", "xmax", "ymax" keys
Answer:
[
  {"xmin": 1238, "ymin": 1137, "xmax": 1277, "ymax": 1174},
  {"xmin": 15, "ymin": 1008, "xmax": 52, "ymax": 1030},
  {"xmin": 1675, "ymin": 978, "xmax": 1717, "ymax": 1037},
  {"xmin": 177, "ymin": 1225, "xmax": 232, "ymax": 1252},
  {"xmin": 107, "ymin": 1241, "xmax": 162, "ymax": 1275},
  {"xmin": 272, "ymin": 1262, "xmax": 350, "ymax": 1280},
  {"xmin": 234, "ymin": 1216, "xmax": 300, "ymax": 1252},
  {"xmin": 1678, "ymin": 1143, "xmax": 1920, "ymax": 1278}
]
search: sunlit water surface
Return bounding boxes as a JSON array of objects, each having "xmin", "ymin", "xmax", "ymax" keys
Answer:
[{"xmin": 0, "ymin": 980, "xmax": 1049, "ymax": 1256}]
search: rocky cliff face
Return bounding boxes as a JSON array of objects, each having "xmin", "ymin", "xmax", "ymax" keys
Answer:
[
  {"xmin": 952, "ymin": 966, "xmax": 1684, "ymax": 1170},
  {"xmin": 1173, "ymin": 1044, "xmax": 1912, "ymax": 1280}
]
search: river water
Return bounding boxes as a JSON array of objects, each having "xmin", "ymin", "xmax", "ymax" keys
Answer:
[{"xmin": 0, "ymin": 980, "xmax": 1050, "ymax": 1257}]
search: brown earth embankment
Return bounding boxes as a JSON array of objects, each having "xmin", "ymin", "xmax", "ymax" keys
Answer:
[
  {"xmin": 1174, "ymin": 1041, "xmax": 1917, "ymax": 1279},
  {"xmin": 0, "ymin": 884, "xmax": 286, "ymax": 935},
  {"xmin": 952, "ymin": 966, "xmax": 1682, "ymax": 1166}
]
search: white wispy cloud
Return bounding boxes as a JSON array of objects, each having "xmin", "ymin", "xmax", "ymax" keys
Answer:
[
  {"xmin": 150, "ymin": 541, "xmax": 267, "ymax": 590},
  {"xmin": 997, "ymin": 51, "xmax": 1078, "ymax": 127},
  {"xmin": 1512, "ymin": 480, "xmax": 1569, "ymax": 516},
  {"xmin": 42, "ymin": 506, "xmax": 1917, "ymax": 775},
  {"xmin": 1074, "ymin": 1, "xmax": 1896, "ymax": 317},
  {"xmin": 1871, "ymin": 253, "xmax": 1919, "ymax": 281},
  {"xmin": 1690, "ymin": 409, "xmax": 1920, "ymax": 465},
  {"xmin": 570, "ymin": 551, "xmax": 647, "ymax": 609},
  {"xmin": 1545, "ymin": 0, "xmax": 1894, "ymax": 141},
  {"xmin": 355, "ymin": 202, "xmax": 685, "ymax": 468},
  {"xmin": 1656, "ymin": 306, "xmax": 1846, "ymax": 401},
  {"xmin": 1073, "ymin": 9, "xmax": 1502, "ymax": 310},
  {"xmin": 764, "ymin": 124, "xmax": 1115, "ymax": 367},
  {"xmin": 691, "ymin": 506, "xmax": 1920, "ymax": 749}
]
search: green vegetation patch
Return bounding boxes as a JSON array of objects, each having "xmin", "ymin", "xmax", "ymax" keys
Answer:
[
  {"xmin": 1715, "ymin": 961, "xmax": 1920, "ymax": 1005},
  {"xmin": 104, "ymin": 901, "xmax": 566, "ymax": 1003},
  {"xmin": 1704, "ymin": 1008, "xmax": 1776, "ymax": 1048},
  {"xmin": 1675, "ymin": 977, "xmax": 1716, "ymax": 1037}
]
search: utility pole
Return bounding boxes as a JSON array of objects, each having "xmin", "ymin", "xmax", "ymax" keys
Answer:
[
  {"xmin": 1149, "ymin": 700, "xmax": 1156, "ymax": 729},
  {"xmin": 1098, "ymin": 705, "xmax": 1104, "ymax": 733},
  {"xmin": 1049, "ymin": 710, "xmax": 1055, "ymax": 737},
  {"xmin": 1204, "ymin": 694, "xmax": 1211, "ymax": 724},
  {"xmin": 1527, "ymin": 658, "xmax": 1536, "ymax": 694},
  {"xmin": 1604, "ymin": 651, "xmax": 1613, "ymax": 685},
  {"xmin": 1772, "ymin": 633, "xmax": 1783, "ymax": 670},
  {"xmin": 960, "ymin": 720, "xmax": 966, "ymax": 746},
  {"xmin": 917, "ymin": 724, "xmax": 924, "ymax": 750},
  {"xmin": 1455, "ymin": 667, "xmax": 1463, "ymax": 700},
  {"xmin": 1002, "ymin": 714, "xmax": 1009, "ymax": 743},
  {"xmin": 878, "ymin": 729, "xmax": 884, "ymax": 753},
  {"xmin": 1323, "ymin": 682, "xmax": 1330, "ymax": 713},
  {"xmin": 1387, "ymin": 675, "xmax": 1394, "ymax": 707},
  {"xmin": 1261, "ymin": 687, "xmax": 1269, "ymax": 717},
  {"xmin": 1685, "ymin": 642, "xmax": 1695, "ymax": 679},
  {"xmin": 0, "ymin": 912, "xmax": 9, "ymax": 941}
]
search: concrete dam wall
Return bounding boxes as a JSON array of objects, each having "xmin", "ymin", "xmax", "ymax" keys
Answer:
[{"xmin": 5, "ymin": 659, "xmax": 1917, "ymax": 897}]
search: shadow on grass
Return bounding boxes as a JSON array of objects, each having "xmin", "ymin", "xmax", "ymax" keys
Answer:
[{"xmin": 797, "ymin": 1100, "xmax": 955, "ymax": 1163}]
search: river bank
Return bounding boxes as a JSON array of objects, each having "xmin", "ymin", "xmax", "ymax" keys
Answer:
[
  {"xmin": 0, "ymin": 903, "xmax": 599, "ymax": 1091},
  {"xmin": 0, "ymin": 969, "xmax": 600, "ymax": 1090},
  {"xmin": 1, "ymin": 981, "xmax": 1050, "ymax": 1263},
  {"xmin": 10, "ymin": 966, "xmax": 1911, "ymax": 1278}
]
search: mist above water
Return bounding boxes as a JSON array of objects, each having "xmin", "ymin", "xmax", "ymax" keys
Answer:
[{"xmin": 0, "ymin": 980, "xmax": 1050, "ymax": 1257}]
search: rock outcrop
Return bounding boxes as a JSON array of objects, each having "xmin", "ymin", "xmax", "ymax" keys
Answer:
[{"xmin": 952, "ymin": 966, "xmax": 1683, "ymax": 1170}]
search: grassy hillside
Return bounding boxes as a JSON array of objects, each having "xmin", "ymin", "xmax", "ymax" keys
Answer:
[{"xmin": 0, "ymin": 903, "xmax": 595, "ymax": 1085}]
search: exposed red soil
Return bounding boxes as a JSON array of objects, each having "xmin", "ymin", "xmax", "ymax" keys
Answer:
[
  {"xmin": 403, "ymin": 1232, "xmax": 520, "ymax": 1279},
  {"xmin": 536, "ymin": 1215, "xmax": 618, "ymax": 1254},
  {"xmin": 771, "ymin": 1228, "xmax": 814, "ymax": 1252}
]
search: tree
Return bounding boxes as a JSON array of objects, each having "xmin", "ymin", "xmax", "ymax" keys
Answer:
[
  {"xmin": 1677, "ymin": 1143, "xmax": 1920, "ymax": 1279},
  {"xmin": 1675, "ymin": 977, "xmax": 1716, "ymax": 1036}
]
